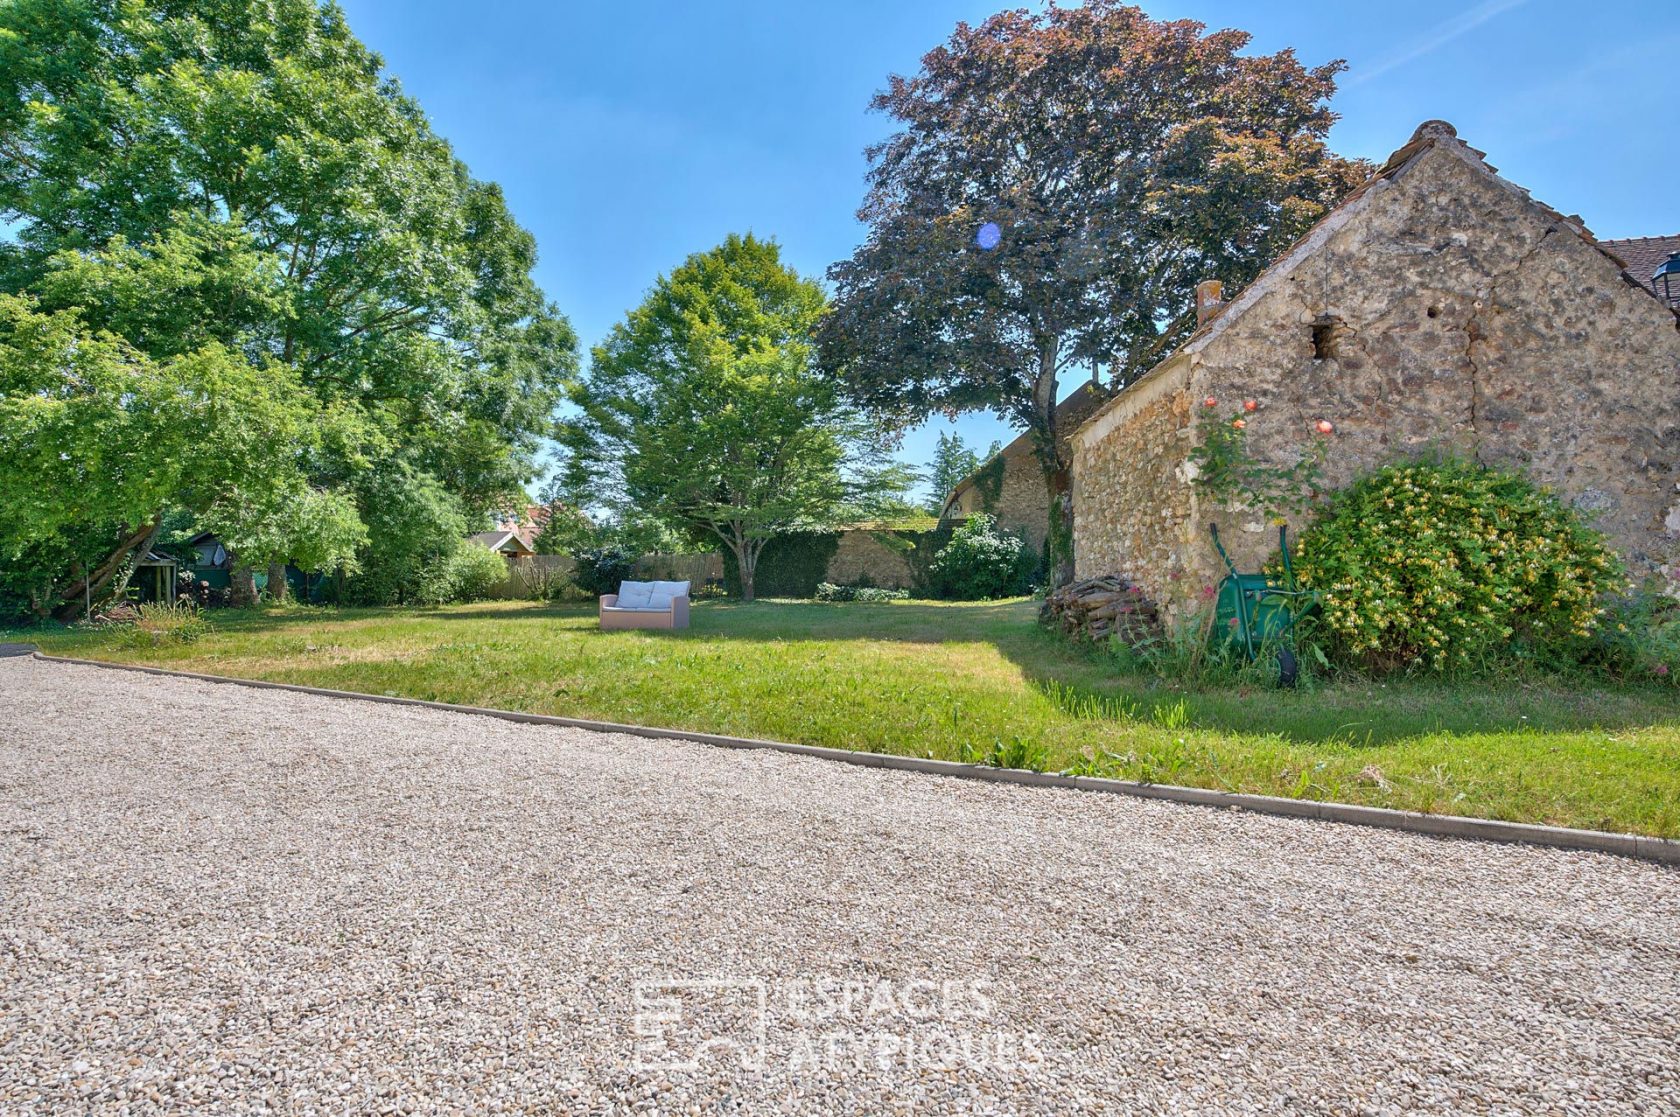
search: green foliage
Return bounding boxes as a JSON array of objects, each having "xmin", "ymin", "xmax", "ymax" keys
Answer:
[
  {"xmin": 342, "ymin": 466, "xmax": 469, "ymax": 606},
  {"xmin": 959, "ymin": 735, "xmax": 1050, "ymax": 773},
  {"xmin": 819, "ymin": 2, "xmax": 1366, "ymax": 580},
  {"xmin": 571, "ymin": 546, "xmax": 639, "ymax": 598},
  {"xmin": 0, "ymin": 0, "xmax": 576, "ymax": 616},
  {"xmin": 0, "ymin": 526, "xmax": 119, "ymax": 626},
  {"xmin": 532, "ymin": 504, "xmax": 600, "ymax": 556},
  {"xmin": 556, "ymin": 234, "xmax": 892, "ymax": 601},
  {"xmin": 1587, "ymin": 584, "xmax": 1680, "ymax": 687},
  {"xmin": 925, "ymin": 432, "xmax": 1000, "ymax": 514},
  {"xmin": 1292, "ymin": 461, "xmax": 1623, "ymax": 671},
  {"xmin": 970, "ymin": 453, "xmax": 1008, "ymax": 514},
  {"xmin": 815, "ymin": 583, "xmax": 910, "ymax": 603},
  {"xmin": 925, "ymin": 515, "xmax": 1034, "ymax": 600},
  {"xmin": 1187, "ymin": 397, "xmax": 1328, "ymax": 520},
  {"xmin": 720, "ymin": 531, "xmax": 841, "ymax": 599},
  {"xmin": 430, "ymin": 537, "xmax": 507, "ymax": 601}
]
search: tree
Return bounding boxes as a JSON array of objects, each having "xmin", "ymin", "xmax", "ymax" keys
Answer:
[
  {"xmin": 0, "ymin": 295, "xmax": 364, "ymax": 619},
  {"xmin": 557, "ymin": 235, "xmax": 886, "ymax": 602},
  {"xmin": 0, "ymin": 0, "xmax": 576, "ymax": 614},
  {"xmin": 925, "ymin": 432, "xmax": 1001, "ymax": 514},
  {"xmin": 819, "ymin": 2, "xmax": 1367, "ymax": 584}
]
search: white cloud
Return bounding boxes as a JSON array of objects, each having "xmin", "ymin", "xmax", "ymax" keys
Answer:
[{"xmin": 1348, "ymin": 0, "xmax": 1533, "ymax": 86}]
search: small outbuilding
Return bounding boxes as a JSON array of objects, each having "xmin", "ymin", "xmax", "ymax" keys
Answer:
[
  {"xmin": 1070, "ymin": 120, "xmax": 1680, "ymax": 622},
  {"xmin": 467, "ymin": 530, "xmax": 536, "ymax": 559}
]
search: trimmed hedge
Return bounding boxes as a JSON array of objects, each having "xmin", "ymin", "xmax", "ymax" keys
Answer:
[{"xmin": 720, "ymin": 531, "xmax": 842, "ymax": 598}]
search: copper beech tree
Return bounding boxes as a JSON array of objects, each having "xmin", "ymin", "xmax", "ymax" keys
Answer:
[{"xmin": 819, "ymin": 2, "xmax": 1368, "ymax": 584}]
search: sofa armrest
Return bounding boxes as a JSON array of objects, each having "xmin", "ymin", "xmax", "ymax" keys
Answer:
[
  {"xmin": 599, "ymin": 593, "xmax": 618, "ymax": 613},
  {"xmin": 672, "ymin": 594, "xmax": 690, "ymax": 627}
]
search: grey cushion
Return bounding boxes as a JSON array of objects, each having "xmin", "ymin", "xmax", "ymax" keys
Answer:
[
  {"xmin": 616, "ymin": 581, "xmax": 655, "ymax": 609},
  {"xmin": 650, "ymin": 580, "xmax": 690, "ymax": 598},
  {"xmin": 647, "ymin": 592, "xmax": 674, "ymax": 611}
]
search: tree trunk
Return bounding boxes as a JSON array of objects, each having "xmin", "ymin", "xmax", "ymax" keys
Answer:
[
  {"xmin": 1045, "ymin": 464, "xmax": 1075, "ymax": 589},
  {"xmin": 267, "ymin": 562, "xmax": 289, "ymax": 604},
  {"xmin": 1030, "ymin": 337, "xmax": 1076, "ymax": 589},
  {"xmin": 52, "ymin": 519, "xmax": 159, "ymax": 623},
  {"xmin": 229, "ymin": 565, "xmax": 260, "ymax": 607},
  {"xmin": 736, "ymin": 542, "xmax": 756, "ymax": 603}
]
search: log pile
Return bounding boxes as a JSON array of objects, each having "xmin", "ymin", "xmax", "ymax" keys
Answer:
[{"xmin": 1040, "ymin": 574, "xmax": 1161, "ymax": 645}]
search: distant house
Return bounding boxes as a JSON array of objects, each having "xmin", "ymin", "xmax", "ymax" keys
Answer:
[
  {"xmin": 467, "ymin": 530, "xmax": 536, "ymax": 558},
  {"xmin": 1069, "ymin": 120, "xmax": 1680, "ymax": 619},
  {"xmin": 1600, "ymin": 234, "xmax": 1680, "ymax": 306},
  {"xmin": 940, "ymin": 381, "xmax": 1109, "ymax": 553}
]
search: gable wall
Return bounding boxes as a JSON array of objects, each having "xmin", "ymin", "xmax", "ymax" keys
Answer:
[
  {"xmin": 1074, "ymin": 141, "xmax": 1680, "ymax": 620},
  {"xmin": 947, "ymin": 444, "xmax": 1053, "ymax": 552}
]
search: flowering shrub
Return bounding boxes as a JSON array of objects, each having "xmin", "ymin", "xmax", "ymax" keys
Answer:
[
  {"xmin": 925, "ymin": 514, "xmax": 1034, "ymax": 600},
  {"xmin": 1291, "ymin": 460, "xmax": 1623, "ymax": 671}
]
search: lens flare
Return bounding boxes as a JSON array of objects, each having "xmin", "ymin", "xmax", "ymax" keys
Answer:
[{"xmin": 976, "ymin": 222, "xmax": 1001, "ymax": 250}]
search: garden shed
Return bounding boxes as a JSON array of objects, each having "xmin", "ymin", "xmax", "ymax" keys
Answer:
[{"xmin": 1070, "ymin": 120, "xmax": 1680, "ymax": 622}]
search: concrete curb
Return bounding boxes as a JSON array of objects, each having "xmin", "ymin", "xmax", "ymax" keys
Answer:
[{"xmin": 18, "ymin": 646, "xmax": 1680, "ymax": 868}]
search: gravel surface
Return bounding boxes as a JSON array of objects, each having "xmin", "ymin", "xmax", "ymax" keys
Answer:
[{"xmin": 2, "ymin": 656, "xmax": 1677, "ymax": 1116}]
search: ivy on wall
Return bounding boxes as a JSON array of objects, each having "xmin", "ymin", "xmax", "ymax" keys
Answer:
[
  {"xmin": 972, "ymin": 453, "xmax": 1008, "ymax": 513},
  {"xmin": 720, "ymin": 531, "xmax": 842, "ymax": 598}
]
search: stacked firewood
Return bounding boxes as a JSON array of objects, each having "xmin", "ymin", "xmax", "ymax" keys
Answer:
[{"xmin": 1040, "ymin": 574, "xmax": 1160, "ymax": 645}]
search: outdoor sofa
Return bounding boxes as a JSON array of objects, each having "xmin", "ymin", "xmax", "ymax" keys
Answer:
[{"xmin": 599, "ymin": 579, "xmax": 691, "ymax": 630}]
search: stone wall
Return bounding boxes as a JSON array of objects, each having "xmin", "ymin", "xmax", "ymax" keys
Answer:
[
  {"xmin": 946, "ymin": 445, "xmax": 1055, "ymax": 553},
  {"xmin": 825, "ymin": 529, "xmax": 916, "ymax": 589},
  {"xmin": 1071, "ymin": 366, "xmax": 1200, "ymax": 621},
  {"xmin": 1074, "ymin": 127, "xmax": 1680, "ymax": 618}
]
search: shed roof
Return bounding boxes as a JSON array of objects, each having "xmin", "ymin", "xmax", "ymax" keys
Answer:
[{"xmin": 467, "ymin": 530, "xmax": 534, "ymax": 555}]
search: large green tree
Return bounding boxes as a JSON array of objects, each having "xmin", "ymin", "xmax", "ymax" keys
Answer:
[
  {"xmin": 818, "ymin": 2, "xmax": 1367, "ymax": 583},
  {"xmin": 557, "ymin": 235, "xmax": 893, "ymax": 602},
  {"xmin": 0, "ymin": 0, "xmax": 575, "ymax": 614},
  {"xmin": 0, "ymin": 295, "xmax": 365, "ymax": 618}
]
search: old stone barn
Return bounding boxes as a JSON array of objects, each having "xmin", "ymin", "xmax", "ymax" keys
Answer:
[{"xmin": 1071, "ymin": 120, "xmax": 1680, "ymax": 621}]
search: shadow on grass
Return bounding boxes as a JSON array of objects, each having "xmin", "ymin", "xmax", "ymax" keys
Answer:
[{"xmin": 18, "ymin": 597, "xmax": 1678, "ymax": 746}]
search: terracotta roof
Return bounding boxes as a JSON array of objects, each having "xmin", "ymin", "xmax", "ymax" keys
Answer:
[{"xmin": 1599, "ymin": 235, "xmax": 1680, "ymax": 301}]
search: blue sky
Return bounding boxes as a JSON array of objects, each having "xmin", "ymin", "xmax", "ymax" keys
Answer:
[{"xmin": 339, "ymin": 0, "xmax": 1680, "ymax": 500}]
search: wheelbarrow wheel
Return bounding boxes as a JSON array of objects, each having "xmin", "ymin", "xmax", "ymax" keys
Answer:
[{"xmin": 1276, "ymin": 647, "xmax": 1299, "ymax": 689}]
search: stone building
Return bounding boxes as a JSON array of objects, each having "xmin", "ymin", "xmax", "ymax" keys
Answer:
[
  {"xmin": 942, "ymin": 381, "xmax": 1107, "ymax": 553},
  {"xmin": 1070, "ymin": 120, "xmax": 1680, "ymax": 620}
]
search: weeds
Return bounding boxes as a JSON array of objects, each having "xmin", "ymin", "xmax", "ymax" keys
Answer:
[
  {"xmin": 961, "ymin": 735, "xmax": 1051, "ymax": 772},
  {"xmin": 120, "ymin": 602, "xmax": 211, "ymax": 647}
]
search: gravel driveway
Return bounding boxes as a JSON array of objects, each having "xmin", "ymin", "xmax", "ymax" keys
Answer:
[{"xmin": 2, "ymin": 656, "xmax": 1677, "ymax": 1115}]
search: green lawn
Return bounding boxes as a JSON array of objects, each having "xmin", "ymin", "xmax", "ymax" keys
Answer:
[{"xmin": 17, "ymin": 598, "xmax": 1680, "ymax": 837}]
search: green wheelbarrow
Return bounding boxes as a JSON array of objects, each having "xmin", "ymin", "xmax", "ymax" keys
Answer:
[{"xmin": 1208, "ymin": 523, "xmax": 1317, "ymax": 687}]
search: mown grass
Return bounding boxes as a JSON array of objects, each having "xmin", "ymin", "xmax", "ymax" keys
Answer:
[{"xmin": 16, "ymin": 598, "xmax": 1680, "ymax": 837}]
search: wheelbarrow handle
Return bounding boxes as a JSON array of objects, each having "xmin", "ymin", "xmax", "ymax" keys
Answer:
[{"xmin": 1208, "ymin": 522, "xmax": 1241, "ymax": 579}]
